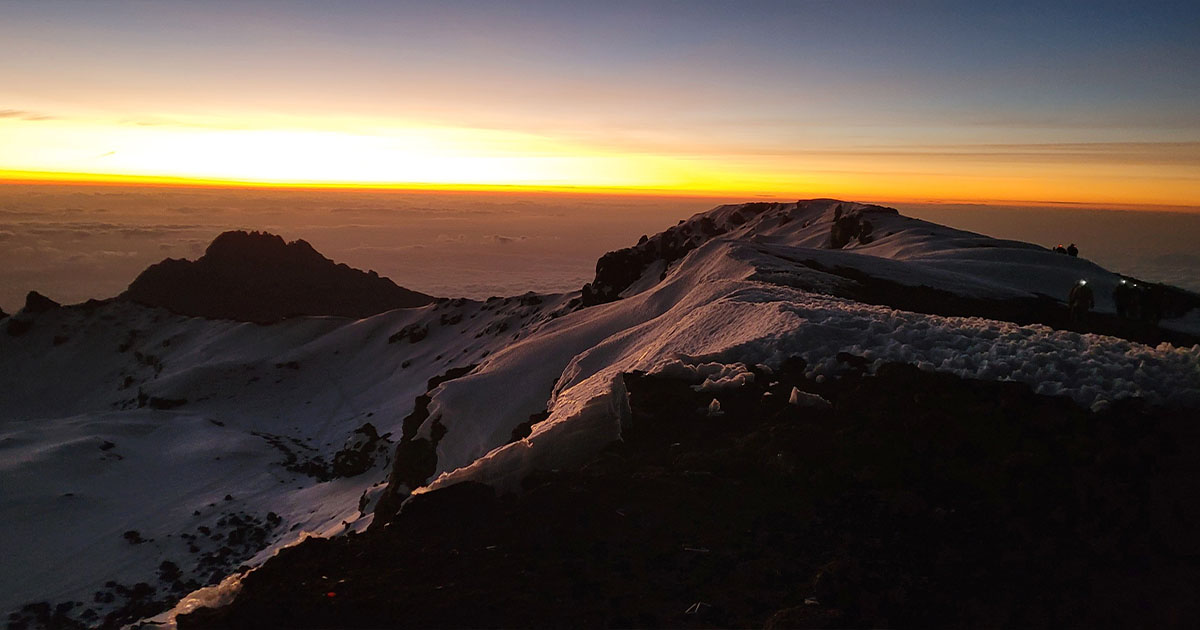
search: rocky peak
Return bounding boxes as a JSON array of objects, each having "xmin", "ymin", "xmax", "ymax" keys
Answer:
[
  {"xmin": 22, "ymin": 291, "xmax": 60, "ymax": 314},
  {"xmin": 203, "ymin": 231, "xmax": 325, "ymax": 268},
  {"xmin": 121, "ymin": 230, "xmax": 435, "ymax": 323}
]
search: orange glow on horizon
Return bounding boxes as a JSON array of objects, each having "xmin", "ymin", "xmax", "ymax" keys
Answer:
[
  {"xmin": 3, "ymin": 168, "xmax": 1198, "ymax": 213},
  {"xmin": 1, "ymin": 116, "xmax": 1197, "ymax": 209}
]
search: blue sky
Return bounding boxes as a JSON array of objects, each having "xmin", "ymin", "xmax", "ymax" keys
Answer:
[{"xmin": 1, "ymin": 0, "xmax": 1197, "ymax": 203}]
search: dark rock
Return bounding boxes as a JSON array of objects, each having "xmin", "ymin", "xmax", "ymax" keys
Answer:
[
  {"xmin": 331, "ymin": 423, "xmax": 388, "ymax": 478},
  {"xmin": 508, "ymin": 411, "xmax": 550, "ymax": 444},
  {"xmin": 390, "ymin": 438, "xmax": 438, "ymax": 490},
  {"xmin": 828, "ymin": 204, "xmax": 891, "ymax": 249},
  {"xmin": 158, "ymin": 561, "xmax": 182, "ymax": 583},
  {"xmin": 388, "ymin": 323, "xmax": 428, "ymax": 344},
  {"xmin": 581, "ymin": 220, "xmax": 709, "ymax": 306},
  {"xmin": 147, "ymin": 396, "xmax": 187, "ymax": 410},
  {"xmin": 427, "ymin": 364, "xmax": 477, "ymax": 391},
  {"xmin": 22, "ymin": 291, "xmax": 60, "ymax": 314},
  {"xmin": 121, "ymin": 230, "xmax": 434, "ymax": 323},
  {"xmin": 183, "ymin": 363, "xmax": 1200, "ymax": 630},
  {"xmin": 400, "ymin": 394, "xmax": 432, "ymax": 441},
  {"xmin": 373, "ymin": 366, "xmax": 479, "ymax": 525},
  {"xmin": 835, "ymin": 352, "xmax": 870, "ymax": 370},
  {"xmin": 830, "ymin": 215, "xmax": 861, "ymax": 249},
  {"xmin": 6, "ymin": 317, "xmax": 33, "ymax": 337},
  {"xmin": 518, "ymin": 292, "xmax": 543, "ymax": 306}
]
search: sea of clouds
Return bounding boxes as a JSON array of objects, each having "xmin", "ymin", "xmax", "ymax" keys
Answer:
[{"xmin": 2, "ymin": 185, "xmax": 1197, "ymax": 313}]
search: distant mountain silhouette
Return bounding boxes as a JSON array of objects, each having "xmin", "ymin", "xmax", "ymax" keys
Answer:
[
  {"xmin": 22, "ymin": 291, "xmax": 60, "ymax": 314},
  {"xmin": 121, "ymin": 231, "xmax": 434, "ymax": 323}
]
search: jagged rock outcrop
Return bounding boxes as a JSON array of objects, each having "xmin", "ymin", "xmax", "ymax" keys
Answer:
[
  {"xmin": 21, "ymin": 291, "xmax": 60, "ymax": 314},
  {"xmin": 330, "ymin": 423, "xmax": 390, "ymax": 478},
  {"xmin": 580, "ymin": 200, "xmax": 900, "ymax": 307},
  {"xmin": 580, "ymin": 206, "xmax": 761, "ymax": 306},
  {"xmin": 121, "ymin": 231, "xmax": 434, "ymax": 323},
  {"xmin": 4, "ymin": 291, "xmax": 61, "ymax": 336},
  {"xmin": 372, "ymin": 364, "xmax": 478, "ymax": 526},
  {"xmin": 829, "ymin": 202, "xmax": 885, "ymax": 248}
]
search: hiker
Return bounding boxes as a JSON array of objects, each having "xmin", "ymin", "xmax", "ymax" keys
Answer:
[
  {"xmin": 1054, "ymin": 244, "xmax": 1067, "ymax": 254},
  {"xmin": 1141, "ymin": 284, "xmax": 1164, "ymax": 324},
  {"xmin": 1068, "ymin": 279, "xmax": 1094, "ymax": 324},
  {"xmin": 1067, "ymin": 243, "xmax": 1078, "ymax": 257},
  {"xmin": 1112, "ymin": 279, "xmax": 1136, "ymax": 320}
]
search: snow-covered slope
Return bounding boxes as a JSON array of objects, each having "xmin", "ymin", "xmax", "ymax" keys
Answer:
[
  {"xmin": 2, "ymin": 199, "xmax": 1198, "ymax": 628},
  {"xmin": 0, "ymin": 292, "xmax": 571, "ymax": 625}
]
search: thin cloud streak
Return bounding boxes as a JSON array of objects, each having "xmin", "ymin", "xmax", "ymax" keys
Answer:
[{"xmin": 0, "ymin": 109, "xmax": 54, "ymax": 121}]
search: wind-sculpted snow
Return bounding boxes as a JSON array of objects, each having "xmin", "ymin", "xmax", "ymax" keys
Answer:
[{"xmin": 423, "ymin": 234, "xmax": 1200, "ymax": 494}]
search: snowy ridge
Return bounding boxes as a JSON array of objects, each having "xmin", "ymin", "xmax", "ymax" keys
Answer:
[
  {"xmin": 421, "ymin": 226, "xmax": 1200, "ymax": 493},
  {"xmin": 589, "ymin": 199, "xmax": 1154, "ymax": 309}
]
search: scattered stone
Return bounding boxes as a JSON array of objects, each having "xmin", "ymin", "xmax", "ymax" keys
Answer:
[
  {"xmin": 5, "ymin": 317, "xmax": 33, "ymax": 337},
  {"xmin": 388, "ymin": 323, "xmax": 428, "ymax": 344}
]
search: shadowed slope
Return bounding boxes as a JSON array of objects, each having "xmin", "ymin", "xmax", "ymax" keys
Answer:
[{"xmin": 178, "ymin": 363, "xmax": 1200, "ymax": 629}]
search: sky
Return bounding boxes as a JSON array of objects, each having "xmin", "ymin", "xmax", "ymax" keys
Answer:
[{"xmin": 1, "ymin": 0, "xmax": 1199, "ymax": 205}]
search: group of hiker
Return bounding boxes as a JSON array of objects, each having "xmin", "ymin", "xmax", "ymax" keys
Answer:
[
  {"xmin": 1112, "ymin": 278, "xmax": 1163, "ymax": 323},
  {"xmin": 1054, "ymin": 243, "xmax": 1079, "ymax": 257},
  {"xmin": 1068, "ymin": 277, "xmax": 1164, "ymax": 325}
]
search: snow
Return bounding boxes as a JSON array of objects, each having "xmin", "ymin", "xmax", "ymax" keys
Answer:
[
  {"xmin": 789, "ymin": 386, "xmax": 830, "ymax": 408},
  {"xmin": 2, "ymin": 198, "xmax": 1198, "ymax": 626},
  {"xmin": 424, "ymin": 227, "xmax": 1199, "ymax": 494},
  {"xmin": 0, "ymin": 293, "xmax": 571, "ymax": 621}
]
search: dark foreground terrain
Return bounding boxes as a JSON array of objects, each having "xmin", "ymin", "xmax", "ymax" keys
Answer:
[{"xmin": 180, "ymin": 359, "xmax": 1200, "ymax": 629}]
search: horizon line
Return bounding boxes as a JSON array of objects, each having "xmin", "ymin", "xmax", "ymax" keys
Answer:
[{"xmin": 2, "ymin": 169, "xmax": 1198, "ymax": 213}]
